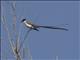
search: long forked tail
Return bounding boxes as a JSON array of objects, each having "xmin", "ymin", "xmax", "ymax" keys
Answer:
[{"xmin": 37, "ymin": 25, "xmax": 68, "ymax": 31}]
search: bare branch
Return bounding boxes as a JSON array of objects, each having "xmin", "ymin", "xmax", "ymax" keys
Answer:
[
  {"xmin": 18, "ymin": 29, "xmax": 31, "ymax": 53},
  {"xmin": 14, "ymin": 47, "xmax": 22, "ymax": 60},
  {"xmin": 18, "ymin": 29, "xmax": 33, "ymax": 60},
  {"xmin": 11, "ymin": 1, "xmax": 16, "ymax": 31},
  {"xmin": 26, "ymin": 44, "xmax": 32, "ymax": 60},
  {"xmin": 11, "ymin": 2, "xmax": 22, "ymax": 60},
  {"xmin": 1, "ymin": 16, "xmax": 15, "ymax": 57}
]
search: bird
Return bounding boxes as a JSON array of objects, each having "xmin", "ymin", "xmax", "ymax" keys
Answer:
[{"xmin": 21, "ymin": 19, "xmax": 68, "ymax": 31}]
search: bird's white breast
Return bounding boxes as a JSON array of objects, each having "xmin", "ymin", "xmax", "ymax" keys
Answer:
[{"xmin": 24, "ymin": 21, "xmax": 33, "ymax": 28}]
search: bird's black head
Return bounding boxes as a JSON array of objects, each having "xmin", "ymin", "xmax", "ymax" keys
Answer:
[{"xmin": 21, "ymin": 19, "xmax": 26, "ymax": 22}]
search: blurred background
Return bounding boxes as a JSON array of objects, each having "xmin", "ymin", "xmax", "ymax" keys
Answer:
[{"xmin": 1, "ymin": 1, "xmax": 79, "ymax": 60}]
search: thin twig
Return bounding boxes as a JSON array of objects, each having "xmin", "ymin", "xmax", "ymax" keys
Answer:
[
  {"xmin": 1, "ymin": 2, "xmax": 16, "ymax": 59},
  {"xmin": 19, "ymin": 29, "xmax": 32, "ymax": 60},
  {"xmin": 26, "ymin": 43, "xmax": 32, "ymax": 60},
  {"xmin": 18, "ymin": 29, "xmax": 31, "ymax": 53},
  {"xmin": 11, "ymin": 2, "xmax": 22, "ymax": 60},
  {"xmin": 11, "ymin": 1, "xmax": 16, "ymax": 31},
  {"xmin": 1, "ymin": 16, "xmax": 15, "ymax": 57}
]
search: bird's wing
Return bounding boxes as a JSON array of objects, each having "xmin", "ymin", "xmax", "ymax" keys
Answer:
[{"xmin": 37, "ymin": 25, "xmax": 68, "ymax": 31}]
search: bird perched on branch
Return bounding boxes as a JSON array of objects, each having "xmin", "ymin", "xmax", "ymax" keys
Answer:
[{"xmin": 21, "ymin": 19, "xmax": 68, "ymax": 31}]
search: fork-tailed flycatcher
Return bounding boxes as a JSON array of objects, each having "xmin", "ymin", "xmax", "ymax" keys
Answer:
[{"xmin": 21, "ymin": 19, "xmax": 68, "ymax": 31}]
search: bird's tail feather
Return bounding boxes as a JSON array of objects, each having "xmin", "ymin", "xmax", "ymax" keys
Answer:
[{"xmin": 37, "ymin": 25, "xmax": 68, "ymax": 31}]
